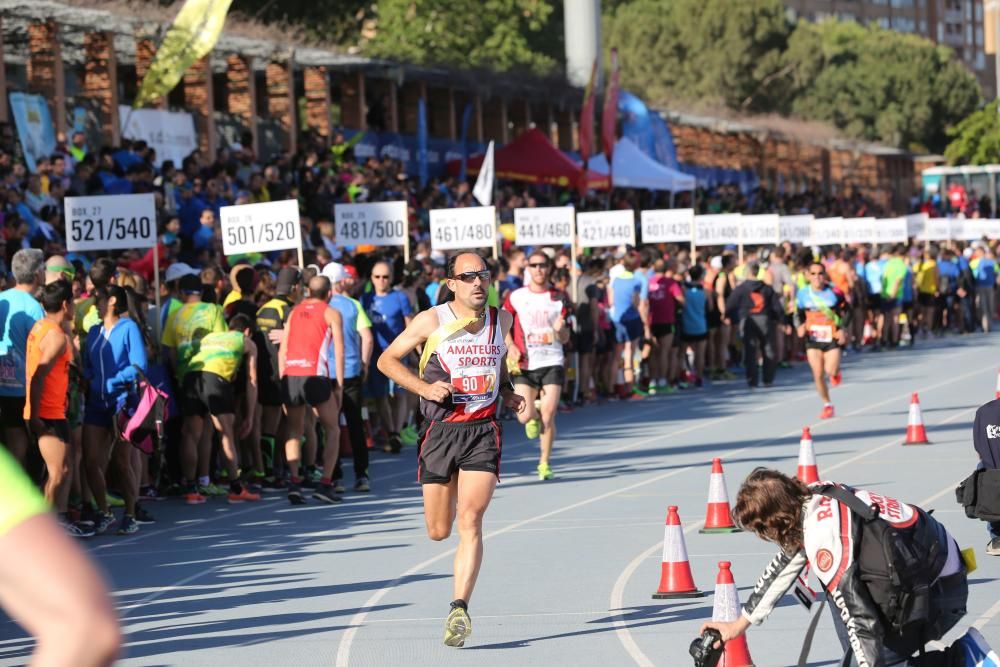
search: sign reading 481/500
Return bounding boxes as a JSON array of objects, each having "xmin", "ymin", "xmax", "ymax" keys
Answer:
[
  {"xmin": 65, "ymin": 193, "xmax": 157, "ymax": 251},
  {"xmin": 335, "ymin": 201, "xmax": 408, "ymax": 247}
]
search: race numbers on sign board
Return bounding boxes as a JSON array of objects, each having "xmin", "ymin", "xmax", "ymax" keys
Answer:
[
  {"xmin": 429, "ymin": 206, "xmax": 496, "ymax": 250},
  {"xmin": 842, "ymin": 218, "xmax": 876, "ymax": 245},
  {"xmin": 640, "ymin": 209, "xmax": 693, "ymax": 244},
  {"xmin": 334, "ymin": 201, "xmax": 407, "ymax": 247},
  {"xmin": 872, "ymin": 217, "xmax": 908, "ymax": 245},
  {"xmin": 220, "ymin": 199, "xmax": 301, "ymax": 255},
  {"xmin": 779, "ymin": 215, "xmax": 813, "ymax": 244},
  {"xmin": 694, "ymin": 214, "xmax": 741, "ymax": 247},
  {"xmin": 809, "ymin": 217, "xmax": 844, "ymax": 246},
  {"xmin": 741, "ymin": 215, "xmax": 779, "ymax": 245},
  {"xmin": 576, "ymin": 210, "xmax": 635, "ymax": 248},
  {"xmin": 65, "ymin": 194, "xmax": 157, "ymax": 251},
  {"xmin": 514, "ymin": 207, "xmax": 574, "ymax": 246}
]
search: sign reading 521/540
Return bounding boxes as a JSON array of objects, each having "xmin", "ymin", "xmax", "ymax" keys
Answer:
[
  {"xmin": 65, "ymin": 194, "xmax": 157, "ymax": 251},
  {"xmin": 220, "ymin": 199, "xmax": 301, "ymax": 256},
  {"xmin": 335, "ymin": 201, "xmax": 407, "ymax": 246}
]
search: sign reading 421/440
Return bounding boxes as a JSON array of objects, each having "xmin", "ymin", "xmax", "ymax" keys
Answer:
[{"xmin": 65, "ymin": 193, "xmax": 157, "ymax": 251}]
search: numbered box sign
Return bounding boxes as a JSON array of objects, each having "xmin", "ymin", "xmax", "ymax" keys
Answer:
[
  {"xmin": 872, "ymin": 217, "xmax": 908, "ymax": 244},
  {"xmin": 741, "ymin": 214, "xmax": 779, "ymax": 245},
  {"xmin": 513, "ymin": 206, "xmax": 574, "ymax": 246},
  {"xmin": 842, "ymin": 217, "xmax": 876, "ymax": 245},
  {"xmin": 640, "ymin": 208, "xmax": 693, "ymax": 244},
  {"xmin": 921, "ymin": 218, "xmax": 953, "ymax": 241},
  {"xmin": 65, "ymin": 194, "xmax": 157, "ymax": 251},
  {"xmin": 779, "ymin": 215, "xmax": 813, "ymax": 244},
  {"xmin": 809, "ymin": 217, "xmax": 844, "ymax": 246},
  {"xmin": 694, "ymin": 214, "xmax": 741, "ymax": 247},
  {"xmin": 334, "ymin": 201, "xmax": 407, "ymax": 246},
  {"xmin": 576, "ymin": 210, "xmax": 635, "ymax": 248},
  {"xmin": 906, "ymin": 213, "xmax": 928, "ymax": 239},
  {"xmin": 429, "ymin": 206, "xmax": 496, "ymax": 250},
  {"xmin": 220, "ymin": 199, "xmax": 301, "ymax": 255}
]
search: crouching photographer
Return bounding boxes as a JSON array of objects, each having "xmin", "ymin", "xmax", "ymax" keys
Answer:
[
  {"xmin": 701, "ymin": 468, "xmax": 997, "ymax": 667},
  {"xmin": 956, "ymin": 399, "xmax": 1000, "ymax": 556}
]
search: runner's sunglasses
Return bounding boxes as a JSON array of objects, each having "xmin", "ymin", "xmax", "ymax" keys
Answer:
[{"xmin": 451, "ymin": 270, "xmax": 491, "ymax": 283}]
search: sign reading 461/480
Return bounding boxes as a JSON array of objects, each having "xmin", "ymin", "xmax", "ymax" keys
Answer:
[{"xmin": 65, "ymin": 193, "xmax": 157, "ymax": 251}]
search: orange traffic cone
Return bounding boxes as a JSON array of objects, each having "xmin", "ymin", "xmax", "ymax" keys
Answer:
[
  {"xmin": 712, "ymin": 561, "xmax": 755, "ymax": 667},
  {"xmin": 994, "ymin": 368, "xmax": 1000, "ymax": 399},
  {"xmin": 652, "ymin": 506, "xmax": 705, "ymax": 599},
  {"xmin": 904, "ymin": 392, "xmax": 929, "ymax": 445},
  {"xmin": 700, "ymin": 458, "xmax": 740, "ymax": 533},
  {"xmin": 796, "ymin": 427, "xmax": 819, "ymax": 484}
]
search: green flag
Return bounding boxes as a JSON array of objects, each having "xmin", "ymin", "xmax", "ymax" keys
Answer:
[{"xmin": 134, "ymin": 0, "xmax": 233, "ymax": 108}]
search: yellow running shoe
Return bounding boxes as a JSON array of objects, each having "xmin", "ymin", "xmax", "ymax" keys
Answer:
[
  {"xmin": 524, "ymin": 418, "xmax": 541, "ymax": 440},
  {"xmin": 443, "ymin": 605, "xmax": 472, "ymax": 647},
  {"xmin": 537, "ymin": 463, "xmax": 554, "ymax": 480}
]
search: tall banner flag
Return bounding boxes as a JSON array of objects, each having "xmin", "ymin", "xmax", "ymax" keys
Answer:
[
  {"xmin": 458, "ymin": 102, "xmax": 473, "ymax": 182},
  {"xmin": 472, "ymin": 140, "xmax": 495, "ymax": 206},
  {"xmin": 9, "ymin": 93, "xmax": 56, "ymax": 173},
  {"xmin": 601, "ymin": 48, "xmax": 620, "ymax": 165},
  {"xmin": 133, "ymin": 0, "xmax": 233, "ymax": 108},
  {"xmin": 578, "ymin": 58, "xmax": 599, "ymax": 197},
  {"xmin": 417, "ymin": 97, "xmax": 429, "ymax": 188}
]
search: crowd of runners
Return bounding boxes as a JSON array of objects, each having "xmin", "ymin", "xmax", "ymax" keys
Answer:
[{"xmin": 3, "ymin": 128, "xmax": 1000, "ymax": 657}]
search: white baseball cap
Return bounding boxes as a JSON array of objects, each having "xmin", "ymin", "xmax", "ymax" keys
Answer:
[
  {"xmin": 165, "ymin": 262, "xmax": 199, "ymax": 283},
  {"xmin": 322, "ymin": 261, "xmax": 349, "ymax": 283}
]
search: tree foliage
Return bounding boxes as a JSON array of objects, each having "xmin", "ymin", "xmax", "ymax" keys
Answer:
[
  {"xmin": 230, "ymin": 0, "xmax": 374, "ymax": 47},
  {"xmin": 365, "ymin": 0, "xmax": 562, "ymax": 75},
  {"xmin": 605, "ymin": 0, "xmax": 982, "ymax": 152},
  {"xmin": 944, "ymin": 100, "xmax": 1000, "ymax": 165}
]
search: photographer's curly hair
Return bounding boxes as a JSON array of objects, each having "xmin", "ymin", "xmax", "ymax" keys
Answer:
[{"xmin": 732, "ymin": 468, "xmax": 813, "ymax": 553}]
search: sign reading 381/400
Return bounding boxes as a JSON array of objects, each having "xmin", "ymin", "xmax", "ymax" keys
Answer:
[{"xmin": 65, "ymin": 193, "xmax": 157, "ymax": 251}]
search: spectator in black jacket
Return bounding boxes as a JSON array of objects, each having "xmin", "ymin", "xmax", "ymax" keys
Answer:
[{"xmin": 973, "ymin": 399, "xmax": 1000, "ymax": 555}]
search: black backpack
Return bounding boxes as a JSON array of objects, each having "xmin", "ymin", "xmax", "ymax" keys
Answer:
[{"xmin": 813, "ymin": 484, "xmax": 948, "ymax": 634}]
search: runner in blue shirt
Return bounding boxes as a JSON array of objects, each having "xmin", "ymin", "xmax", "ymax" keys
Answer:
[
  {"xmin": 360, "ymin": 261, "xmax": 413, "ymax": 453},
  {"xmin": 325, "ymin": 263, "xmax": 374, "ymax": 491},
  {"xmin": 608, "ymin": 253, "xmax": 647, "ymax": 400},
  {"xmin": 0, "ymin": 249, "xmax": 45, "ymax": 466}
]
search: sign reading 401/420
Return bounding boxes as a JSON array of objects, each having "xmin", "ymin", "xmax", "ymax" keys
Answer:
[
  {"xmin": 65, "ymin": 193, "xmax": 157, "ymax": 251},
  {"xmin": 335, "ymin": 201, "xmax": 408, "ymax": 246},
  {"xmin": 220, "ymin": 199, "xmax": 301, "ymax": 256}
]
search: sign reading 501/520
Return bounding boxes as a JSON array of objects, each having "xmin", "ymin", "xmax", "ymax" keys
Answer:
[
  {"xmin": 220, "ymin": 199, "xmax": 302, "ymax": 256},
  {"xmin": 65, "ymin": 193, "xmax": 157, "ymax": 251}
]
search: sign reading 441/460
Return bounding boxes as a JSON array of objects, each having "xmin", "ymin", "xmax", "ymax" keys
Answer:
[{"xmin": 65, "ymin": 193, "xmax": 157, "ymax": 251}]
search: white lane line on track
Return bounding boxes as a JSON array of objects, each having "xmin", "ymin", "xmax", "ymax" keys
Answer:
[
  {"xmin": 610, "ymin": 395, "xmax": 985, "ymax": 666},
  {"xmin": 336, "ymin": 346, "xmax": 993, "ymax": 666}
]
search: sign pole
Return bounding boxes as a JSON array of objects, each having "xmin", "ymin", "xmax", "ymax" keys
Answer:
[
  {"xmin": 570, "ymin": 210, "xmax": 580, "ymax": 403},
  {"xmin": 152, "ymin": 238, "xmax": 162, "ymax": 358},
  {"xmin": 403, "ymin": 216, "xmax": 410, "ymax": 264}
]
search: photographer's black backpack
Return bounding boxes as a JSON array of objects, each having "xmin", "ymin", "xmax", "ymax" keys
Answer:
[{"xmin": 813, "ymin": 484, "xmax": 948, "ymax": 635}]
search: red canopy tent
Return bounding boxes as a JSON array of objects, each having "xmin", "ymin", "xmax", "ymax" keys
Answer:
[{"xmin": 446, "ymin": 128, "xmax": 609, "ymax": 190}]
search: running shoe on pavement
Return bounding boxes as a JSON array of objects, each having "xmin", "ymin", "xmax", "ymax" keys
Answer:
[
  {"xmin": 135, "ymin": 505, "xmax": 156, "ymax": 524},
  {"xmin": 228, "ymin": 484, "xmax": 261, "ymax": 504},
  {"xmin": 117, "ymin": 515, "xmax": 139, "ymax": 535},
  {"xmin": 287, "ymin": 482, "xmax": 306, "ymax": 505},
  {"xmin": 987, "ymin": 537, "xmax": 1000, "ymax": 556},
  {"xmin": 262, "ymin": 477, "xmax": 289, "ymax": 492},
  {"xmin": 954, "ymin": 627, "xmax": 999, "ymax": 666},
  {"xmin": 200, "ymin": 483, "xmax": 227, "ymax": 497},
  {"xmin": 443, "ymin": 604, "xmax": 472, "ymax": 647},
  {"xmin": 525, "ymin": 418, "xmax": 541, "ymax": 440},
  {"xmin": 139, "ymin": 486, "xmax": 164, "ymax": 501},
  {"xmin": 830, "ymin": 372, "xmax": 843, "ymax": 387},
  {"xmin": 94, "ymin": 511, "xmax": 117, "ymax": 534},
  {"xmin": 313, "ymin": 483, "xmax": 344, "ymax": 504},
  {"xmin": 61, "ymin": 515, "xmax": 95, "ymax": 538},
  {"xmin": 537, "ymin": 463, "xmax": 554, "ymax": 481},
  {"xmin": 384, "ymin": 433, "xmax": 403, "ymax": 454},
  {"xmin": 399, "ymin": 424, "xmax": 419, "ymax": 446},
  {"xmin": 354, "ymin": 476, "xmax": 371, "ymax": 493},
  {"xmin": 332, "ymin": 478, "xmax": 346, "ymax": 494},
  {"xmin": 107, "ymin": 491, "xmax": 125, "ymax": 508},
  {"xmin": 185, "ymin": 489, "xmax": 207, "ymax": 505},
  {"xmin": 820, "ymin": 404, "xmax": 835, "ymax": 420}
]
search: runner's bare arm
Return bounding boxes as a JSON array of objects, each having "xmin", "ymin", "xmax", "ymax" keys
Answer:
[
  {"xmin": 377, "ymin": 309, "xmax": 449, "ymax": 401},
  {"xmin": 497, "ymin": 310, "xmax": 524, "ymax": 412},
  {"xmin": 326, "ymin": 307, "xmax": 345, "ymax": 395},
  {"xmin": 278, "ymin": 314, "xmax": 293, "ymax": 377},
  {"xmin": 359, "ymin": 324, "xmax": 373, "ymax": 378},
  {"xmin": 242, "ymin": 338, "xmax": 258, "ymax": 436}
]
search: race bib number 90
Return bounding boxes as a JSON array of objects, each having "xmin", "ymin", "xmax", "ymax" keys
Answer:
[{"xmin": 451, "ymin": 367, "xmax": 496, "ymax": 403}]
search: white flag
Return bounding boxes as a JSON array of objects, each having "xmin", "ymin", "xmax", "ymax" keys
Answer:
[{"xmin": 472, "ymin": 140, "xmax": 494, "ymax": 206}]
